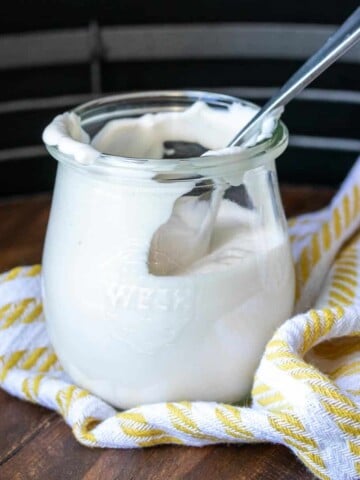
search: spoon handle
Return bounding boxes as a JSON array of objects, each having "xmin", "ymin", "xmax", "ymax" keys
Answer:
[{"xmin": 229, "ymin": 7, "xmax": 360, "ymax": 147}]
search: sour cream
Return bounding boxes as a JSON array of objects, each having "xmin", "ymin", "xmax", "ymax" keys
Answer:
[{"xmin": 42, "ymin": 98, "xmax": 294, "ymax": 408}]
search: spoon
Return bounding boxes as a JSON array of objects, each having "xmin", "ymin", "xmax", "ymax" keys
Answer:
[
  {"xmin": 228, "ymin": 6, "xmax": 360, "ymax": 147},
  {"xmin": 151, "ymin": 8, "xmax": 360, "ymax": 271}
]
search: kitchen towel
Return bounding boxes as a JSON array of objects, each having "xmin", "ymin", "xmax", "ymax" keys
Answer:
[{"xmin": 2, "ymin": 160, "xmax": 360, "ymax": 480}]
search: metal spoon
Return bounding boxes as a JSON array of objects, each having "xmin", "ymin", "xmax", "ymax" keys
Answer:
[
  {"xmin": 151, "ymin": 9, "xmax": 360, "ymax": 272},
  {"xmin": 228, "ymin": 6, "xmax": 360, "ymax": 147}
]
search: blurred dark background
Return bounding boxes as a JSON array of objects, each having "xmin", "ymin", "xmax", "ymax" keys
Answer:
[{"xmin": 0, "ymin": 0, "xmax": 359, "ymax": 196}]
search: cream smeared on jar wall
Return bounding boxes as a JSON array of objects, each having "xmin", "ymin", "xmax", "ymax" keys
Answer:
[{"xmin": 43, "ymin": 101, "xmax": 281, "ymax": 164}]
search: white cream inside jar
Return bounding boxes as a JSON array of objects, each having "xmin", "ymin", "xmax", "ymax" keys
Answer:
[{"xmin": 42, "ymin": 93, "xmax": 294, "ymax": 408}]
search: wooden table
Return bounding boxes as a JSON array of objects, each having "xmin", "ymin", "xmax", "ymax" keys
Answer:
[{"xmin": 0, "ymin": 185, "xmax": 335, "ymax": 480}]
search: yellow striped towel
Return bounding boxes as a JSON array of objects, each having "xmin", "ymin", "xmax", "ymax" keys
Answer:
[{"xmin": 2, "ymin": 160, "xmax": 360, "ymax": 480}]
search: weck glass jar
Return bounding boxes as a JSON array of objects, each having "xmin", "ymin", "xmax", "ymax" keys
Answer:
[{"xmin": 42, "ymin": 91, "xmax": 295, "ymax": 409}]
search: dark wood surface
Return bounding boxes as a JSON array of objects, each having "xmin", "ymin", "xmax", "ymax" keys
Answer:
[{"xmin": 0, "ymin": 185, "xmax": 335, "ymax": 480}]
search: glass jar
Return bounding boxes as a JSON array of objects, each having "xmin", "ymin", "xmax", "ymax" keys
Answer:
[{"xmin": 42, "ymin": 91, "xmax": 294, "ymax": 409}]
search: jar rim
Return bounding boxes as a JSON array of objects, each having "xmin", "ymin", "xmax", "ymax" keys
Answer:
[{"xmin": 44, "ymin": 90, "xmax": 289, "ymax": 177}]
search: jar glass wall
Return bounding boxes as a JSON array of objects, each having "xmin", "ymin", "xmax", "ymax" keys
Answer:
[{"xmin": 42, "ymin": 91, "xmax": 294, "ymax": 409}]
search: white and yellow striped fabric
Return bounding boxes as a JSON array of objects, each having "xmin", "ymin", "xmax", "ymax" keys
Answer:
[{"xmin": 2, "ymin": 160, "xmax": 360, "ymax": 480}]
